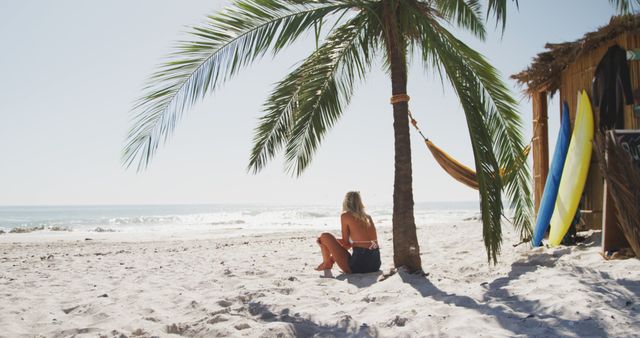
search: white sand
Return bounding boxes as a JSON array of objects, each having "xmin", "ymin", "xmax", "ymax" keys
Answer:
[{"xmin": 0, "ymin": 220, "xmax": 638, "ymax": 337}]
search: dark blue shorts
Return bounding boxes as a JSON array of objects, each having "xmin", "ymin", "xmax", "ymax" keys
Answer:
[{"xmin": 348, "ymin": 247, "xmax": 381, "ymax": 273}]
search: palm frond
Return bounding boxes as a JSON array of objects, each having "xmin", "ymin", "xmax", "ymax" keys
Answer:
[
  {"xmin": 123, "ymin": 0, "xmax": 354, "ymax": 171},
  {"xmin": 430, "ymin": 14, "xmax": 532, "ymax": 241},
  {"xmin": 437, "ymin": 30, "xmax": 534, "ymax": 241},
  {"xmin": 448, "ymin": 73, "xmax": 504, "ymax": 264},
  {"xmin": 609, "ymin": 0, "xmax": 640, "ymax": 14},
  {"xmin": 431, "ymin": 0, "xmax": 486, "ymax": 40},
  {"xmin": 594, "ymin": 133, "xmax": 640, "ymax": 257},
  {"xmin": 251, "ymin": 13, "xmax": 375, "ymax": 176},
  {"xmin": 247, "ymin": 66, "xmax": 302, "ymax": 174},
  {"xmin": 415, "ymin": 11, "xmax": 534, "ymax": 262},
  {"xmin": 486, "ymin": 0, "xmax": 518, "ymax": 31},
  {"xmin": 415, "ymin": 15, "xmax": 503, "ymax": 263}
]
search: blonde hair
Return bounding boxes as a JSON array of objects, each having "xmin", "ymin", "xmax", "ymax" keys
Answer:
[{"xmin": 342, "ymin": 191, "xmax": 370, "ymax": 225}]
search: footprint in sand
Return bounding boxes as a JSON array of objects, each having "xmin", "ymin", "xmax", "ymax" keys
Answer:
[
  {"xmin": 62, "ymin": 305, "xmax": 80, "ymax": 314},
  {"xmin": 361, "ymin": 295, "xmax": 376, "ymax": 303},
  {"xmin": 234, "ymin": 322, "xmax": 251, "ymax": 330},
  {"xmin": 217, "ymin": 300, "xmax": 233, "ymax": 307},
  {"xmin": 207, "ymin": 314, "xmax": 229, "ymax": 325},
  {"xmin": 386, "ymin": 315, "xmax": 409, "ymax": 327},
  {"xmin": 166, "ymin": 323, "xmax": 189, "ymax": 335},
  {"xmin": 275, "ymin": 287, "xmax": 294, "ymax": 295}
]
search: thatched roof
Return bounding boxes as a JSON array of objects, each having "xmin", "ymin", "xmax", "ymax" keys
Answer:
[{"xmin": 512, "ymin": 15, "xmax": 640, "ymax": 95}]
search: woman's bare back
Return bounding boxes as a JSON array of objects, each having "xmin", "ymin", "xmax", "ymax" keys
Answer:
[{"xmin": 341, "ymin": 212, "xmax": 378, "ymax": 249}]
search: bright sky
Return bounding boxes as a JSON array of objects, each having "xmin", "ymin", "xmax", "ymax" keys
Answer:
[{"xmin": 0, "ymin": 0, "xmax": 620, "ymax": 206}]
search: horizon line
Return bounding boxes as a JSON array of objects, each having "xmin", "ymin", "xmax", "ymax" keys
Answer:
[{"xmin": 0, "ymin": 200, "xmax": 482, "ymax": 208}]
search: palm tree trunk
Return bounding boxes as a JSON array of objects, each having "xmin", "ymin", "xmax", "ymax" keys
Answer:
[{"xmin": 383, "ymin": 0, "xmax": 422, "ymax": 273}]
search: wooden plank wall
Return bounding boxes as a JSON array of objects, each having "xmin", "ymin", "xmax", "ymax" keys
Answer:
[
  {"xmin": 532, "ymin": 92, "xmax": 549, "ymax": 211},
  {"xmin": 625, "ymin": 33, "xmax": 640, "ymax": 130},
  {"xmin": 557, "ymin": 32, "xmax": 640, "ymax": 230}
]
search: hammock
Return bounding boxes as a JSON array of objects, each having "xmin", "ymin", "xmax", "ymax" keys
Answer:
[{"xmin": 407, "ymin": 110, "xmax": 531, "ymax": 190}]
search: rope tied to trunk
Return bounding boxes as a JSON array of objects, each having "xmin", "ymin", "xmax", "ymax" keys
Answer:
[{"xmin": 390, "ymin": 94, "xmax": 410, "ymax": 104}]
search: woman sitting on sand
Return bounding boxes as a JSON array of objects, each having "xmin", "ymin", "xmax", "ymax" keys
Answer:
[{"xmin": 316, "ymin": 191, "xmax": 381, "ymax": 274}]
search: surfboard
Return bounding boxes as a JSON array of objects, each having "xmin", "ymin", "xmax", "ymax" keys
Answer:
[
  {"xmin": 548, "ymin": 90, "xmax": 594, "ymax": 246},
  {"xmin": 531, "ymin": 102, "xmax": 571, "ymax": 247}
]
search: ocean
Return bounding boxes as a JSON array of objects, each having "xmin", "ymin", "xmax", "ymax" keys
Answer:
[{"xmin": 0, "ymin": 202, "xmax": 481, "ymax": 235}]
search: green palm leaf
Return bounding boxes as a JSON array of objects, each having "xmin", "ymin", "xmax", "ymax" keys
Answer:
[
  {"xmin": 415, "ymin": 11, "xmax": 530, "ymax": 263},
  {"xmin": 123, "ymin": 0, "xmax": 354, "ymax": 171},
  {"xmin": 291, "ymin": 15, "xmax": 374, "ymax": 175},
  {"xmin": 249, "ymin": 12, "xmax": 375, "ymax": 175},
  {"xmin": 432, "ymin": 0, "xmax": 486, "ymax": 40},
  {"xmin": 447, "ymin": 74, "xmax": 504, "ymax": 263},
  {"xmin": 610, "ymin": 0, "xmax": 640, "ymax": 13},
  {"xmin": 486, "ymin": 0, "xmax": 518, "ymax": 30},
  {"xmin": 435, "ymin": 29, "xmax": 534, "ymax": 242},
  {"xmin": 433, "ymin": 58, "xmax": 504, "ymax": 264}
]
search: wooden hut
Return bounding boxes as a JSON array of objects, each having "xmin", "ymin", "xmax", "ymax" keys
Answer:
[{"xmin": 512, "ymin": 15, "xmax": 640, "ymax": 246}]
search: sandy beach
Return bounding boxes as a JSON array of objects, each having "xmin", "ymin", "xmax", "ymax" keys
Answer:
[
  {"xmin": 1, "ymin": 219, "xmax": 638, "ymax": 338},
  {"xmin": 5, "ymin": 1, "xmax": 640, "ymax": 337}
]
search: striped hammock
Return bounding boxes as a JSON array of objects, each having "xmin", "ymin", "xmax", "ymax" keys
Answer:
[
  {"xmin": 409, "ymin": 111, "xmax": 530, "ymax": 190},
  {"xmin": 424, "ymin": 138, "xmax": 530, "ymax": 190}
]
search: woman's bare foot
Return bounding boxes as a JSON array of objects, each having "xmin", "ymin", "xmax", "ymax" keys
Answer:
[{"xmin": 315, "ymin": 259, "xmax": 334, "ymax": 271}]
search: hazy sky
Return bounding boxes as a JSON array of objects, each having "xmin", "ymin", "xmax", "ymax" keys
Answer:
[{"xmin": 0, "ymin": 1, "xmax": 620, "ymax": 206}]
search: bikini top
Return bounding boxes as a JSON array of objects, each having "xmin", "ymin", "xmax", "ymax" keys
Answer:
[{"xmin": 349, "ymin": 239, "xmax": 379, "ymax": 250}]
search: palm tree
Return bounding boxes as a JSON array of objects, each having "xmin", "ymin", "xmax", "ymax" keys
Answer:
[
  {"xmin": 610, "ymin": 0, "xmax": 640, "ymax": 13},
  {"xmin": 123, "ymin": 0, "xmax": 532, "ymax": 272}
]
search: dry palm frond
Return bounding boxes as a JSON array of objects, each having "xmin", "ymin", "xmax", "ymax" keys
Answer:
[
  {"xmin": 594, "ymin": 132, "xmax": 640, "ymax": 258},
  {"xmin": 512, "ymin": 14, "xmax": 640, "ymax": 95}
]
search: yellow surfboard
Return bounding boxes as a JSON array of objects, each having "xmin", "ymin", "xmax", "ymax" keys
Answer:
[{"xmin": 548, "ymin": 90, "xmax": 594, "ymax": 246}]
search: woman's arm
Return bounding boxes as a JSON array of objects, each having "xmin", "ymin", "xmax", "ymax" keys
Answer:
[
  {"xmin": 339, "ymin": 213, "xmax": 352, "ymax": 249},
  {"xmin": 368, "ymin": 216, "xmax": 378, "ymax": 240}
]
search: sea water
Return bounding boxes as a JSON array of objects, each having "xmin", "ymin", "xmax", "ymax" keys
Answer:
[{"xmin": 0, "ymin": 202, "xmax": 480, "ymax": 236}]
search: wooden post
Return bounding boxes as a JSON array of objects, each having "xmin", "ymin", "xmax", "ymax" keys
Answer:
[
  {"xmin": 532, "ymin": 91, "xmax": 549, "ymax": 212},
  {"xmin": 601, "ymin": 182, "xmax": 628, "ymax": 252}
]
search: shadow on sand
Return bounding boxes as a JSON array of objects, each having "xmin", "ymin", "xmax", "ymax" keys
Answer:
[
  {"xmin": 230, "ymin": 271, "xmax": 384, "ymax": 336},
  {"xmin": 242, "ymin": 238, "xmax": 638, "ymax": 337},
  {"xmin": 245, "ymin": 301, "xmax": 379, "ymax": 337},
  {"xmin": 398, "ymin": 249, "xmax": 640, "ymax": 337},
  {"xmin": 336, "ymin": 271, "xmax": 383, "ymax": 288}
]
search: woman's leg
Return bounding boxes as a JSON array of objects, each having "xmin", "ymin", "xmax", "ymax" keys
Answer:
[
  {"xmin": 316, "ymin": 232, "xmax": 351, "ymax": 273},
  {"xmin": 316, "ymin": 235, "xmax": 335, "ymax": 269},
  {"xmin": 316, "ymin": 240, "xmax": 334, "ymax": 270}
]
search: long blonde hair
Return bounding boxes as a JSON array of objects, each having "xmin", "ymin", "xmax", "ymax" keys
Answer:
[{"xmin": 342, "ymin": 191, "xmax": 370, "ymax": 225}]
